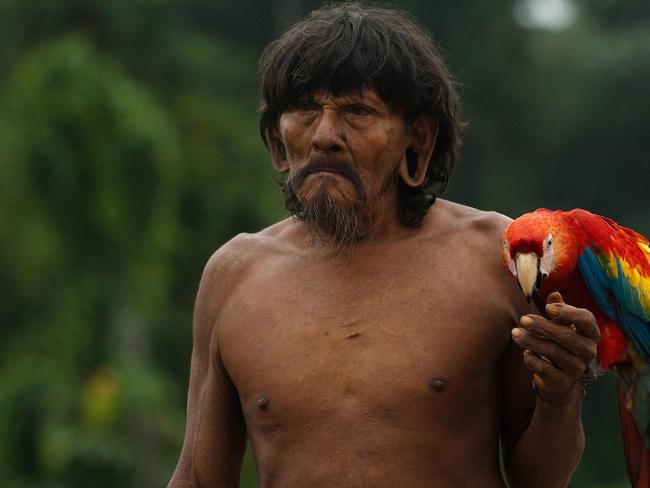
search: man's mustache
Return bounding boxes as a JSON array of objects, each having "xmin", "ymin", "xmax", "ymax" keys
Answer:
[{"xmin": 289, "ymin": 158, "xmax": 364, "ymax": 193}]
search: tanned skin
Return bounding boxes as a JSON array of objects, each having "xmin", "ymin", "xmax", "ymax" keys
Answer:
[{"xmin": 168, "ymin": 89, "xmax": 598, "ymax": 488}]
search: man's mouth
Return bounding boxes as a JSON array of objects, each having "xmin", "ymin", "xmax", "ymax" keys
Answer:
[
  {"xmin": 306, "ymin": 169, "xmax": 346, "ymax": 178},
  {"xmin": 291, "ymin": 159, "xmax": 362, "ymax": 192}
]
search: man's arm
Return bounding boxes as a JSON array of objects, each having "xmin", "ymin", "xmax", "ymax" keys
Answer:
[
  {"xmin": 168, "ymin": 250, "xmax": 247, "ymax": 487},
  {"xmin": 502, "ymin": 292, "xmax": 599, "ymax": 488}
]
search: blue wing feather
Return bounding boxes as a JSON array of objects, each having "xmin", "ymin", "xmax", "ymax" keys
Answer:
[
  {"xmin": 578, "ymin": 248, "xmax": 618, "ymax": 319},
  {"xmin": 578, "ymin": 247, "xmax": 650, "ymax": 363}
]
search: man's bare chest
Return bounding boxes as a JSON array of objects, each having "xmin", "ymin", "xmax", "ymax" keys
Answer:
[{"xmin": 216, "ymin": 252, "xmax": 513, "ymax": 435}]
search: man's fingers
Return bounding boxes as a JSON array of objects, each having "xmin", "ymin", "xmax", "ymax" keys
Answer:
[
  {"xmin": 519, "ymin": 315, "xmax": 598, "ymax": 361},
  {"xmin": 516, "ymin": 291, "xmax": 597, "ymax": 400},
  {"xmin": 512, "ymin": 329, "xmax": 586, "ymax": 376},
  {"xmin": 544, "ymin": 302, "xmax": 600, "ymax": 340},
  {"xmin": 546, "ymin": 291, "xmax": 565, "ymax": 306},
  {"xmin": 522, "ymin": 350, "xmax": 572, "ymax": 390}
]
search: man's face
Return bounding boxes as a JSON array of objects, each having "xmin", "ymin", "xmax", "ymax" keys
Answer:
[{"xmin": 278, "ymin": 87, "xmax": 410, "ymax": 251}]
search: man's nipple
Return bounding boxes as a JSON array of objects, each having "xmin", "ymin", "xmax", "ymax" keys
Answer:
[
  {"xmin": 428, "ymin": 377, "xmax": 449, "ymax": 393},
  {"xmin": 256, "ymin": 393, "xmax": 270, "ymax": 410}
]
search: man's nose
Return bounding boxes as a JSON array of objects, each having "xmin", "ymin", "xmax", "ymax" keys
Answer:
[{"xmin": 311, "ymin": 110, "xmax": 344, "ymax": 153}]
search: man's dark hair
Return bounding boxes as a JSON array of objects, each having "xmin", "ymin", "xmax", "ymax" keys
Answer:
[{"xmin": 259, "ymin": 2, "xmax": 463, "ymax": 226}]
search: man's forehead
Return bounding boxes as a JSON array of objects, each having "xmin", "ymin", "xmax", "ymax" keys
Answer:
[{"xmin": 301, "ymin": 86, "xmax": 392, "ymax": 107}]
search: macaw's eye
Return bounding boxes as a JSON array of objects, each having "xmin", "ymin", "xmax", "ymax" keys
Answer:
[{"xmin": 545, "ymin": 234, "xmax": 553, "ymax": 247}]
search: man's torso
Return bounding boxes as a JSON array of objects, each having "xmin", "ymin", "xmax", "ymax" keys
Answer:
[{"xmin": 213, "ymin": 200, "xmax": 526, "ymax": 487}]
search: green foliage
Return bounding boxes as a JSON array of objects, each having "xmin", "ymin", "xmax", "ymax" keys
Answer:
[
  {"xmin": 0, "ymin": 33, "xmax": 185, "ymax": 486},
  {"xmin": 0, "ymin": 1, "xmax": 647, "ymax": 486}
]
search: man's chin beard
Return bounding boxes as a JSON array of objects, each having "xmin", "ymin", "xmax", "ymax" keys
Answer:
[{"xmin": 286, "ymin": 189, "xmax": 372, "ymax": 257}]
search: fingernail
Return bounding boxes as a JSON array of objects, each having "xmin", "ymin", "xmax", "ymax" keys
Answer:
[
  {"xmin": 546, "ymin": 304, "xmax": 561, "ymax": 316},
  {"xmin": 520, "ymin": 316, "xmax": 534, "ymax": 327},
  {"xmin": 512, "ymin": 327, "xmax": 523, "ymax": 337}
]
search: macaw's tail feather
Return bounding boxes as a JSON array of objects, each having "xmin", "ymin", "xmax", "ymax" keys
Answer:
[{"xmin": 618, "ymin": 380, "xmax": 650, "ymax": 488}]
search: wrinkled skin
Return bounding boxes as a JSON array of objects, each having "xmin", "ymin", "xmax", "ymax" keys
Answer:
[{"xmin": 168, "ymin": 89, "xmax": 598, "ymax": 488}]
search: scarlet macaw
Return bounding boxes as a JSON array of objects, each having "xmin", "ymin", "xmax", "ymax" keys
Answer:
[{"xmin": 503, "ymin": 208, "xmax": 650, "ymax": 487}]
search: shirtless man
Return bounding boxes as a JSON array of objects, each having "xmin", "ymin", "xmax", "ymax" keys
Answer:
[{"xmin": 169, "ymin": 4, "xmax": 599, "ymax": 487}]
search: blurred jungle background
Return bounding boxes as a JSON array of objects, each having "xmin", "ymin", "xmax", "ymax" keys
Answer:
[{"xmin": 0, "ymin": 0, "xmax": 648, "ymax": 486}]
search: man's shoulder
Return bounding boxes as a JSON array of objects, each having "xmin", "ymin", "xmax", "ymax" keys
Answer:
[
  {"xmin": 427, "ymin": 199, "xmax": 512, "ymax": 240},
  {"xmin": 425, "ymin": 200, "xmax": 528, "ymax": 326},
  {"xmin": 194, "ymin": 218, "xmax": 297, "ymax": 326},
  {"xmin": 202, "ymin": 217, "xmax": 297, "ymax": 282},
  {"xmin": 421, "ymin": 199, "xmax": 515, "ymax": 284}
]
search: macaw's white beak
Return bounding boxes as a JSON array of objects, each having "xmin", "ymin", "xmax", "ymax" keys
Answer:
[{"xmin": 515, "ymin": 252, "xmax": 541, "ymax": 303}]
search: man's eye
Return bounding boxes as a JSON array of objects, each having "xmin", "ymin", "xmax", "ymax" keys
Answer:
[
  {"xmin": 347, "ymin": 104, "xmax": 371, "ymax": 116},
  {"xmin": 297, "ymin": 100, "xmax": 318, "ymax": 112}
]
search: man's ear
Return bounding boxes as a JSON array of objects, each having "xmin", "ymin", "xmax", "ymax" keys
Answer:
[
  {"xmin": 398, "ymin": 115, "xmax": 439, "ymax": 188},
  {"xmin": 267, "ymin": 127, "xmax": 289, "ymax": 172}
]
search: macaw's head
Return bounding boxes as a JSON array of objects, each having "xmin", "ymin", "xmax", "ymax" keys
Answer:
[{"xmin": 503, "ymin": 209, "xmax": 578, "ymax": 302}]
